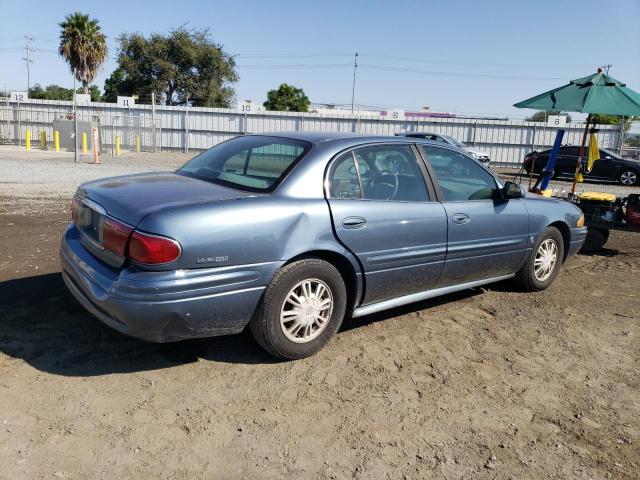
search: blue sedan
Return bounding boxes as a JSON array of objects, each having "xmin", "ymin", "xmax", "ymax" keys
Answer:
[{"xmin": 61, "ymin": 133, "xmax": 587, "ymax": 359}]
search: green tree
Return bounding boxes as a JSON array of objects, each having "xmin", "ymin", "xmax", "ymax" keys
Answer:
[
  {"xmin": 263, "ymin": 83, "xmax": 310, "ymax": 112},
  {"xmin": 28, "ymin": 84, "xmax": 102, "ymax": 102},
  {"xmin": 591, "ymin": 114, "xmax": 638, "ymax": 136},
  {"xmin": 103, "ymin": 28, "xmax": 237, "ymax": 106},
  {"xmin": 627, "ymin": 135, "xmax": 640, "ymax": 148},
  {"xmin": 84, "ymin": 85, "xmax": 102, "ymax": 102},
  {"xmin": 58, "ymin": 12, "xmax": 108, "ymax": 94},
  {"xmin": 29, "ymin": 84, "xmax": 74, "ymax": 100},
  {"xmin": 526, "ymin": 110, "xmax": 572, "ymax": 123}
]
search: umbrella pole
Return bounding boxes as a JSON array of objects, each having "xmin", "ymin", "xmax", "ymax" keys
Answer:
[{"xmin": 571, "ymin": 114, "xmax": 591, "ymax": 194}]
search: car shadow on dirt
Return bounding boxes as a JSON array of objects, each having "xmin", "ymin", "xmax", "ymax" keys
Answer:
[
  {"xmin": 1, "ymin": 272, "xmax": 497, "ymax": 376},
  {"xmin": 0, "ymin": 272, "xmax": 282, "ymax": 376}
]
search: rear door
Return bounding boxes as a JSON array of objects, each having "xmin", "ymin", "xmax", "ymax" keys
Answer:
[
  {"xmin": 555, "ymin": 146, "xmax": 580, "ymax": 177},
  {"xmin": 326, "ymin": 144, "xmax": 448, "ymax": 305},
  {"xmin": 420, "ymin": 145, "xmax": 529, "ymax": 286},
  {"xmin": 588, "ymin": 149, "xmax": 620, "ymax": 180}
]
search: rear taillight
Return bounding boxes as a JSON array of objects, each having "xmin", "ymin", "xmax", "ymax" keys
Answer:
[
  {"xmin": 102, "ymin": 217, "xmax": 134, "ymax": 256},
  {"xmin": 71, "ymin": 195, "xmax": 81, "ymax": 223},
  {"xmin": 128, "ymin": 230, "xmax": 181, "ymax": 264}
]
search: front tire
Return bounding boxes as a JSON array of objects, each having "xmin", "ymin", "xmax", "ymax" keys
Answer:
[
  {"xmin": 581, "ymin": 228, "xmax": 609, "ymax": 253},
  {"xmin": 250, "ymin": 259, "xmax": 347, "ymax": 360},
  {"xmin": 515, "ymin": 226, "xmax": 564, "ymax": 292},
  {"xmin": 619, "ymin": 170, "xmax": 638, "ymax": 186}
]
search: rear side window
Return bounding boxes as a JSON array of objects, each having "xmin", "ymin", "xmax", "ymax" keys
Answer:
[
  {"xmin": 178, "ymin": 136, "xmax": 310, "ymax": 192},
  {"xmin": 422, "ymin": 145, "xmax": 497, "ymax": 201},
  {"xmin": 328, "ymin": 145, "xmax": 430, "ymax": 202},
  {"xmin": 329, "ymin": 152, "xmax": 362, "ymax": 199}
]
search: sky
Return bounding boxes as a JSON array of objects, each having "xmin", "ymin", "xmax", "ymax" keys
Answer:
[{"xmin": 1, "ymin": 0, "xmax": 639, "ymax": 120}]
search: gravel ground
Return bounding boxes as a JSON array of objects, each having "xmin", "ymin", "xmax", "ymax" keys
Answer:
[
  {"xmin": 2, "ymin": 147, "xmax": 638, "ymax": 203},
  {"xmin": 0, "ymin": 147, "xmax": 191, "ymax": 216},
  {"xmin": 497, "ymin": 167, "xmax": 640, "ymax": 198},
  {"xmin": 0, "ymin": 146, "xmax": 639, "ymax": 479}
]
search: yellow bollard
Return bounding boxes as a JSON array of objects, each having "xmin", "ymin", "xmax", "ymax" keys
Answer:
[
  {"xmin": 54, "ymin": 131, "xmax": 60, "ymax": 152},
  {"xmin": 115, "ymin": 135, "xmax": 121, "ymax": 156},
  {"xmin": 136, "ymin": 135, "xmax": 141, "ymax": 153},
  {"xmin": 82, "ymin": 132, "xmax": 88, "ymax": 154},
  {"xmin": 25, "ymin": 129, "xmax": 31, "ymax": 151},
  {"xmin": 40, "ymin": 130, "xmax": 47, "ymax": 150}
]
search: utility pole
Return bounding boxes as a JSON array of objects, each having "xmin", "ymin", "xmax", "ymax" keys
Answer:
[
  {"xmin": 73, "ymin": 72, "xmax": 78, "ymax": 163},
  {"xmin": 22, "ymin": 36, "xmax": 34, "ymax": 92},
  {"xmin": 351, "ymin": 52, "xmax": 358, "ymax": 114}
]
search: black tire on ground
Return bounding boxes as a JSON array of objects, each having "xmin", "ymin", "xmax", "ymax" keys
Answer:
[
  {"xmin": 514, "ymin": 226, "xmax": 565, "ymax": 292},
  {"xmin": 250, "ymin": 258, "xmax": 347, "ymax": 360},
  {"xmin": 618, "ymin": 169, "xmax": 638, "ymax": 186},
  {"xmin": 580, "ymin": 228, "xmax": 610, "ymax": 253}
]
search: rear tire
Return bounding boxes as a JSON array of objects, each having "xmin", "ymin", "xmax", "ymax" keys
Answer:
[
  {"xmin": 619, "ymin": 170, "xmax": 638, "ymax": 186},
  {"xmin": 250, "ymin": 259, "xmax": 347, "ymax": 360},
  {"xmin": 514, "ymin": 226, "xmax": 564, "ymax": 292}
]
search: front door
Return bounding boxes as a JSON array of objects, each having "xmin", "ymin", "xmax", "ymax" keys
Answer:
[
  {"xmin": 420, "ymin": 145, "xmax": 530, "ymax": 286},
  {"xmin": 326, "ymin": 144, "xmax": 448, "ymax": 305}
]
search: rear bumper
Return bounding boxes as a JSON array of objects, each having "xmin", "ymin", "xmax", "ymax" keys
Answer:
[
  {"xmin": 60, "ymin": 224, "xmax": 281, "ymax": 342},
  {"xmin": 568, "ymin": 226, "xmax": 588, "ymax": 258}
]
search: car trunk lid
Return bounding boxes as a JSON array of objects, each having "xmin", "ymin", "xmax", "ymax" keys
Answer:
[
  {"xmin": 77, "ymin": 172, "xmax": 257, "ymax": 226},
  {"xmin": 74, "ymin": 172, "xmax": 258, "ymax": 267}
]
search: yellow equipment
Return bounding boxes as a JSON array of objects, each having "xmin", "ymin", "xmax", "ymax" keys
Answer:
[{"xmin": 578, "ymin": 192, "xmax": 616, "ymax": 202}]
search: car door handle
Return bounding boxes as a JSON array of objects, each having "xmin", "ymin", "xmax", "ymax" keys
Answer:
[
  {"xmin": 342, "ymin": 216, "xmax": 367, "ymax": 229},
  {"xmin": 451, "ymin": 213, "xmax": 470, "ymax": 225}
]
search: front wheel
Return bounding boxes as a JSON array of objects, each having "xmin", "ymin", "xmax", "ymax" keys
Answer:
[
  {"xmin": 250, "ymin": 259, "xmax": 347, "ymax": 360},
  {"xmin": 619, "ymin": 170, "xmax": 638, "ymax": 186},
  {"xmin": 514, "ymin": 226, "xmax": 565, "ymax": 292},
  {"xmin": 581, "ymin": 228, "xmax": 609, "ymax": 253}
]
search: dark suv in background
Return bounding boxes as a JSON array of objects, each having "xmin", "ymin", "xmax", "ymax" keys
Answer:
[{"xmin": 523, "ymin": 146, "xmax": 639, "ymax": 185}]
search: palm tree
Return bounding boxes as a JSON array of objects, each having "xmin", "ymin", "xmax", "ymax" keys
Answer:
[{"xmin": 58, "ymin": 12, "xmax": 108, "ymax": 94}]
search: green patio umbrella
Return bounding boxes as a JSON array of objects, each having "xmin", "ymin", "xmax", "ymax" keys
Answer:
[
  {"xmin": 514, "ymin": 70, "xmax": 640, "ymax": 115},
  {"xmin": 514, "ymin": 69, "xmax": 640, "ymax": 192}
]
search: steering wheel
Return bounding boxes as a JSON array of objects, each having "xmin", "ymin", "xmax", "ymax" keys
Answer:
[{"xmin": 370, "ymin": 171, "xmax": 399, "ymax": 200}]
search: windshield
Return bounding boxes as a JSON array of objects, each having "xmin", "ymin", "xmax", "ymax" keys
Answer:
[
  {"xmin": 600, "ymin": 148, "xmax": 623, "ymax": 160},
  {"xmin": 443, "ymin": 135, "xmax": 466, "ymax": 148},
  {"xmin": 178, "ymin": 135, "xmax": 311, "ymax": 192}
]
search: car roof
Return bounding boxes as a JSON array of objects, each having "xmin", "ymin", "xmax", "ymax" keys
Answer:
[
  {"xmin": 256, "ymin": 131, "xmax": 449, "ymax": 146},
  {"xmin": 395, "ymin": 132, "xmax": 441, "ymax": 137}
]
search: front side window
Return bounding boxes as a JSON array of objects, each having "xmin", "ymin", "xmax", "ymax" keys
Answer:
[
  {"xmin": 422, "ymin": 145, "xmax": 497, "ymax": 201},
  {"xmin": 328, "ymin": 145, "xmax": 430, "ymax": 202},
  {"xmin": 178, "ymin": 135, "xmax": 310, "ymax": 192}
]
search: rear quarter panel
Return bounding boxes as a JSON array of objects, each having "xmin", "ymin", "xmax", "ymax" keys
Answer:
[{"xmin": 135, "ymin": 195, "xmax": 359, "ymax": 275}]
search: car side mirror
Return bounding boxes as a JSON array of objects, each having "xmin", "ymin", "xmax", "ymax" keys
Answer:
[{"xmin": 503, "ymin": 181, "xmax": 524, "ymax": 199}]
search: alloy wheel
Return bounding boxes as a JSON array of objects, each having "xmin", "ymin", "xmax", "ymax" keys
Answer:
[
  {"xmin": 620, "ymin": 171, "xmax": 637, "ymax": 185},
  {"xmin": 280, "ymin": 278, "xmax": 333, "ymax": 343},
  {"xmin": 534, "ymin": 239, "xmax": 558, "ymax": 281}
]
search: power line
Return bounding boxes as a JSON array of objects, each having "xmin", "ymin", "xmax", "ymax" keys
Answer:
[
  {"xmin": 357, "ymin": 53, "xmax": 596, "ymax": 70},
  {"xmin": 233, "ymin": 61, "xmax": 572, "ymax": 81},
  {"xmin": 358, "ymin": 64, "xmax": 570, "ymax": 81},
  {"xmin": 236, "ymin": 63, "xmax": 352, "ymax": 69},
  {"xmin": 235, "ymin": 53, "xmax": 352, "ymax": 58},
  {"xmin": 232, "ymin": 51, "xmax": 596, "ymax": 70}
]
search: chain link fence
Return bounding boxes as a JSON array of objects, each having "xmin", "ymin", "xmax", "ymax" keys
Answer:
[
  {"xmin": 0, "ymin": 103, "xmax": 161, "ymax": 157},
  {"xmin": 106, "ymin": 114, "xmax": 161, "ymax": 154},
  {"xmin": 621, "ymin": 146, "xmax": 640, "ymax": 160},
  {"xmin": 0, "ymin": 99, "xmax": 625, "ymax": 165}
]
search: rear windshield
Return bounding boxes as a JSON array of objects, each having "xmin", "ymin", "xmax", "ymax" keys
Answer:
[{"xmin": 178, "ymin": 135, "xmax": 311, "ymax": 192}]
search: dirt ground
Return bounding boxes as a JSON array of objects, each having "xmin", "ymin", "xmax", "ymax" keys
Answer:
[{"xmin": 1, "ymin": 151, "xmax": 639, "ymax": 479}]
